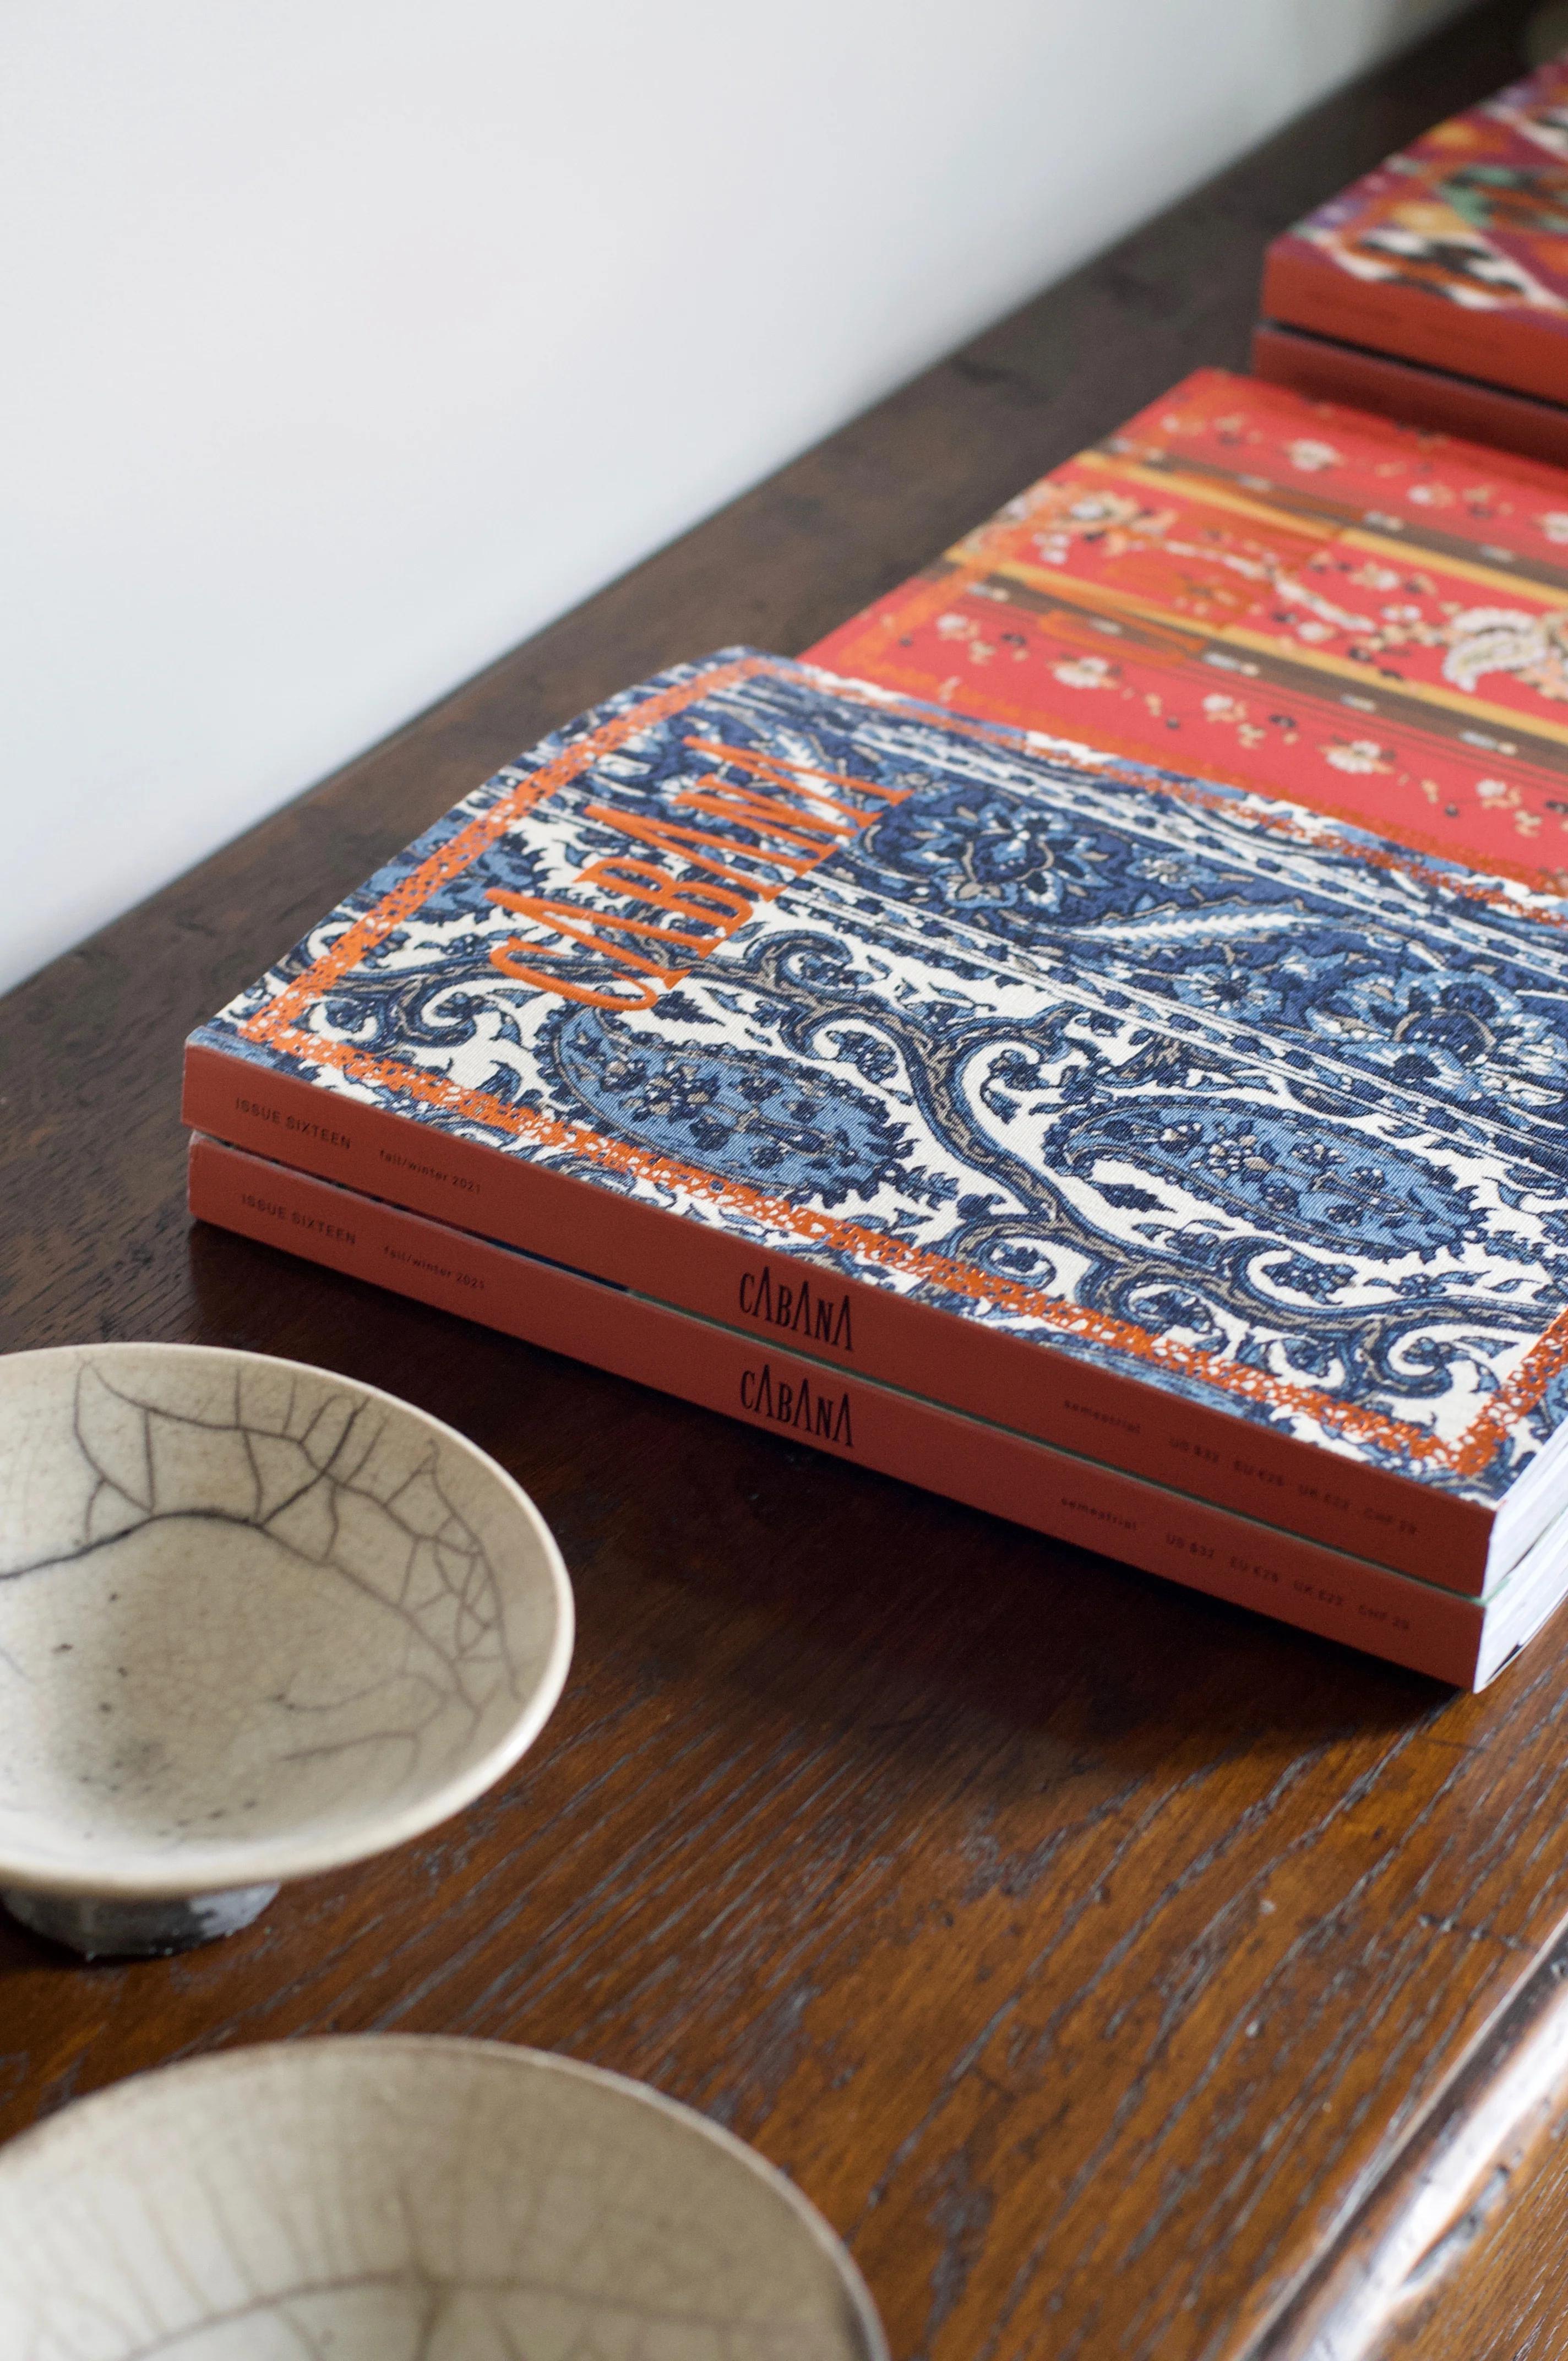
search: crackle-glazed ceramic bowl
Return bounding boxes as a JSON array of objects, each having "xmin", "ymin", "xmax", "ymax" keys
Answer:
[
  {"xmin": 0, "ymin": 1343, "xmax": 573, "ymax": 1955},
  {"xmin": 0, "ymin": 2036, "xmax": 888, "ymax": 2359}
]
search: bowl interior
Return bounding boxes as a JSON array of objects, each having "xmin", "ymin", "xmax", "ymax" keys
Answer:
[
  {"xmin": 0, "ymin": 1346, "xmax": 570, "ymax": 1890},
  {"xmin": 0, "ymin": 2038, "xmax": 886, "ymax": 2360}
]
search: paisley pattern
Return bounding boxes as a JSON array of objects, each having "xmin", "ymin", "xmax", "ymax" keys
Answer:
[{"xmin": 195, "ymin": 650, "xmax": 1568, "ymax": 1502}]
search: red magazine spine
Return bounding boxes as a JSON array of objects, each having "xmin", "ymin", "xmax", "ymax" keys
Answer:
[
  {"xmin": 182, "ymin": 1040, "xmax": 1491, "ymax": 1593},
  {"xmin": 188, "ymin": 1134, "xmax": 1486, "ymax": 1687},
  {"xmin": 1251, "ymin": 322, "xmax": 1568, "ymax": 474},
  {"xmin": 1260, "ymin": 238, "xmax": 1566, "ymax": 412}
]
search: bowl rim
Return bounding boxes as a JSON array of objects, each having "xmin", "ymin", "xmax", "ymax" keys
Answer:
[
  {"xmin": 0, "ymin": 2034, "xmax": 889, "ymax": 2360},
  {"xmin": 0, "ymin": 1341, "xmax": 575, "ymax": 1897}
]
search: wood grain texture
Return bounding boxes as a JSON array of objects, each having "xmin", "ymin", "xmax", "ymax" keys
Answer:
[
  {"xmin": 1, "ymin": 8, "xmax": 1561, "ymax": 2357},
  {"xmin": 1352, "ymin": 1989, "xmax": 1568, "ymax": 2361},
  {"xmin": 1256, "ymin": 1928, "xmax": 1568, "ymax": 2359}
]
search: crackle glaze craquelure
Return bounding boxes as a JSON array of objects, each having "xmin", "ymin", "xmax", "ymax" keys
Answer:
[
  {"xmin": 0, "ymin": 2038, "xmax": 888, "ymax": 2360},
  {"xmin": 196, "ymin": 649, "xmax": 1568, "ymax": 1502},
  {"xmin": 0, "ymin": 1345, "xmax": 573, "ymax": 1947}
]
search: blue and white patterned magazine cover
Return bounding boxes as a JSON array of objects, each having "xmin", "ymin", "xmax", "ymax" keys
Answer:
[{"xmin": 191, "ymin": 649, "xmax": 1568, "ymax": 1514}]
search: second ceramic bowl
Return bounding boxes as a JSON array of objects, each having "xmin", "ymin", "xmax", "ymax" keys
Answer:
[
  {"xmin": 0, "ymin": 2039, "xmax": 888, "ymax": 2351},
  {"xmin": 0, "ymin": 2036, "xmax": 888, "ymax": 2358},
  {"xmin": 0, "ymin": 1342, "xmax": 573, "ymax": 1954}
]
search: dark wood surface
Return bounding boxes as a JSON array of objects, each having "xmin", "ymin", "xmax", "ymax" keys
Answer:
[{"xmin": 2, "ymin": 7, "xmax": 1561, "ymax": 2355}]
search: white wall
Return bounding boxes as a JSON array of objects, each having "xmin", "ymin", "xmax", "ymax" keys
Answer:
[{"xmin": 0, "ymin": 0, "xmax": 1468, "ymax": 997}]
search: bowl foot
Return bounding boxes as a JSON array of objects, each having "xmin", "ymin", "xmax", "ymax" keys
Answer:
[{"xmin": 2, "ymin": 1883, "xmax": 280, "ymax": 1959}]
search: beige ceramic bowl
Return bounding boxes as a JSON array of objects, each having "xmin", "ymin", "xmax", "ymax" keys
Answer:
[
  {"xmin": 0, "ymin": 1343, "xmax": 573, "ymax": 1954},
  {"xmin": 0, "ymin": 2036, "xmax": 888, "ymax": 2359}
]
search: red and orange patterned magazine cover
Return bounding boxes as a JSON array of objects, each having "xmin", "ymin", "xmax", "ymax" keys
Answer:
[
  {"xmin": 1259, "ymin": 53, "xmax": 1568, "ymax": 407},
  {"xmin": 806, "ymin": 368, "xmax": 1568, "ymax": 888}
]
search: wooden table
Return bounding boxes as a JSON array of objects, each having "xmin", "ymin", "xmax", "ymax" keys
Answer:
[{"xmin": 4, "ymin": 7, "xmax": 1566, "ymax": 2354}]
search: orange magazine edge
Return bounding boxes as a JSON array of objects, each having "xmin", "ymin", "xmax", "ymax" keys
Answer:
[
  {"xmin": 189, "ymin": 1134, "xmax": 1491, "ymax": 1688},
  {"xmin": 1261, "ymin": 239, "xmax": 1568, "ymax": 414},
  {"xmin": 1252, "ymin": 320, "xmax": 1568, "ymax": 474}
]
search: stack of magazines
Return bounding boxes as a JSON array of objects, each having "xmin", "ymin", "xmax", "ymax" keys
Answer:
[
  {"xmin": 1254, "ymin": 48, "xmax": 1568, "ymax": 465},
  {"xmin": 185, "ymin": 354, "xmax": 1568, "ymax": 1690}
]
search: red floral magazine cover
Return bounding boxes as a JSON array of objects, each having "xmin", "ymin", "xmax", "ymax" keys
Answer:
[
  {"xmin": 1259, "ymin": 53, "xmax": 1568, "ymax": 407},
  {"xmin": 805, "ymin": 367, "xmax": 1568, "ymax": 888}
]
